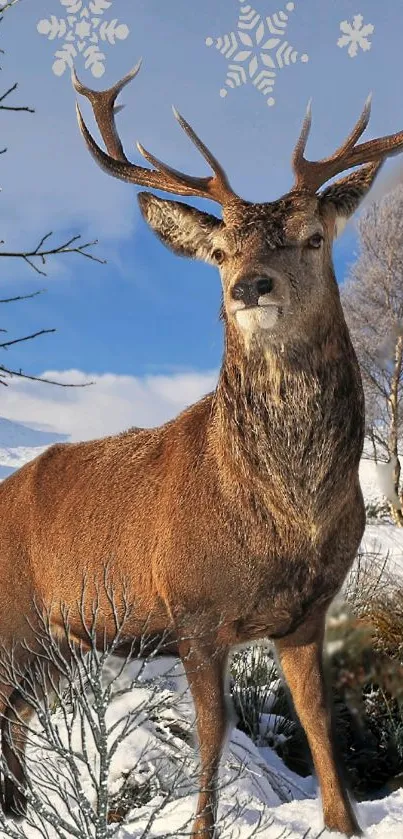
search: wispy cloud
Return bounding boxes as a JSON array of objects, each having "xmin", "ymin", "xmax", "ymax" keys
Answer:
[{"xmin": 0, "ymin": 369, "xmax": 218, "ymax": 441}]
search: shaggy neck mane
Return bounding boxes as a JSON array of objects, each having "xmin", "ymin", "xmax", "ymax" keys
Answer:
[{"xmin": 213, "ymin": 314, "xmax": 364, "ymax": 526}]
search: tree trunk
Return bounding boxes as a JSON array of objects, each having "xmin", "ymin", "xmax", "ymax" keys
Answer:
[
  {"xmin": 388, "ymin": 336, "xmax": 403, "ymax": 526},
  {"xmin": 390, "ymin": 469, "xmax": 403, "ymax": 525}
]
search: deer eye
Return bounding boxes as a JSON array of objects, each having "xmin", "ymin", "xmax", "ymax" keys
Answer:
[
  {"xmin": 212, "ymin": 248, "xmax": 226, "ymax": 265},
  {"xmin": 307, "ymin": 233, "xmax": 324, "ymax": 249}
]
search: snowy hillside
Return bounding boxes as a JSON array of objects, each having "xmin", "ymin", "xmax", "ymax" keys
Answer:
[
  {"xmin": 0, "ymin": 416, "xmax": 68, "ymax": 479},
  {"xmin": 362, "ymin": 522, "xmax": 403, "ymax": 577}
]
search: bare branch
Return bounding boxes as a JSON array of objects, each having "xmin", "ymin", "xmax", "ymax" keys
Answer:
[
  {"xmin": 0, "ymin": 289, "xmax": 44, "ymax": 303},
  {"xmin": 0, "ymin": 233, "xmax": 105, "ymax": 275},
  {"xmin": 0, "ymin": 366, "xmax": 94, "ymax": 387},
  {"xmin": 0, "ymin": 82, "xmax": 34, "ymax": 113},
  {"xmin": 0, "ymin": 328, "xmax": 55, "ymax": 349},
  {"xmin": 0, "ymin": 0, "xmax": 23, "ymax": 17}
]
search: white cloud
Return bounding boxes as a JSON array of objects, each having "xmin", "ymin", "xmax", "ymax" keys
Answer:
[{"xmin": 0, "ymin": 369, "xmax": 218, "ymax": 442}]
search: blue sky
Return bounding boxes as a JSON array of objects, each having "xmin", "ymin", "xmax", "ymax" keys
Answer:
[{"xmin": 1, "ymin": 0, "xmax": 403, "ymax": 438}]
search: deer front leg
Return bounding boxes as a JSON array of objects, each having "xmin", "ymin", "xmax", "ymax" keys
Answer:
[
  {"xmin": 275, "ymin": 616, "xmax": 361, "ymax": 837},
  {"xmin": 179, "ymin": 640, "xmax": 228, "ymax": 839}
]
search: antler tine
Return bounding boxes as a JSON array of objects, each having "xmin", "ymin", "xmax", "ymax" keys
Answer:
[
  {"xmin": 340, "ymin": 126, "xmax": 403, "ymax": 170},
  {"xmin": 73, "ymin": 63, "xmax": 238, "ymax": 205},
  {"xmin": 172, "ymin": 107, "xmax": 234, "ymax": 200},
  {"xmin": 330, "ymin": 94, "xmax": 372, "ymax": 161},
  {"xmin": 72, "ymin": 62, "xmax": 142, "ymax": 161},
  {"xmin": 75, "ymin": 101, "xmax": 155, "ymax": 186},
  {"xmin": 293, "ymin": 98, "xmax": 371, "ymax": 191},
  {"xmin": 292, "ymin": 99, "xmax": 312, "ymax": 174},
  {"xmin": 136, "ymin": 108, "xmax": 235, "ymax": 205},
  {"xmin": 75, "ymin": 103, "xmax": 226, "ymax": 198},
  {"xmin": 291, "ymin": 95, "xmax": 403, "ymax": 194},
  {"xmin": 135, "ymin": 142, "xmax": 223, "ymax": 202}
]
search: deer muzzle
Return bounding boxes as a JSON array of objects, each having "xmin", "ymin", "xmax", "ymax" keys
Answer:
[{"xmin": 230, "ymin": 274, "xmax": 276, "ymax": 309}]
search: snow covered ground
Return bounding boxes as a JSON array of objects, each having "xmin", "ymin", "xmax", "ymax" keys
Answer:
[
  {"xmin": 361, "ymin": 522, "xmax": 403, "ymax": 578},
  {"xmin": 358, "ymin": 457, "xmax": 403, "ymax": 579},
  {"xmin": 1, "ymin": 417, "xmax": 403, "ymax": 837},
  {"xmin": 1, "ymin": 655, "xmax": 401, "ymax": 839}
]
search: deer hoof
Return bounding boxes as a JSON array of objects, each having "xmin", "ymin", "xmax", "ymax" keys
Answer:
[{"xmin": 324, "ymin": 810, "xmax": 362, "ymax": 837}]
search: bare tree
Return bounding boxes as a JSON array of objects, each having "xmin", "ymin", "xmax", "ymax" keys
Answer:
[
  {"xmin": 0, "ymin": 1, "xmax": 104, "ymax": 387},
  {"xmin": 341, "ymin": 185, "xmax": 403, "ymax": 525}
]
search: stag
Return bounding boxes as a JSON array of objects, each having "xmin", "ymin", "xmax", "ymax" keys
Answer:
[{"xmin": 0, "ymin": 63, "xmax": 403, "ymax": 836}]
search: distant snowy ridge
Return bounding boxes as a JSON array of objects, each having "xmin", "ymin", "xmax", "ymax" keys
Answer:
[{"xmin": 0, "ymin": 416, "xmax": 67, "ymax": 480}]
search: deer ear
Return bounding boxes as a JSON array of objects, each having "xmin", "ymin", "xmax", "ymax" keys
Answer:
[
  {"xmin": 319, "ymin": 161, "xmax": 383, "ymax": 237},
  {"xmin": 137, "ymin": 193, "xmax": 222, "ymax": 261}
]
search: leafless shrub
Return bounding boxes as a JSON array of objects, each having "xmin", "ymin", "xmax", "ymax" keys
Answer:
[
  {"xmin": 0, "ymin": 581, "xmax": 293, "ymax": 839},
  {"xmin": 343, "ymin": 549, "xmax": 403, "ymax": 659},
  {"xmin": 323, "ymin": 553, "xmax": 403, "ymax": 794}
]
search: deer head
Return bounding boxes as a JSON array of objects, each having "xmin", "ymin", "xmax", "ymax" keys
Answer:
[{"xmin": 73, "ymin": 64, "xmax": 403, "ymax": 351}]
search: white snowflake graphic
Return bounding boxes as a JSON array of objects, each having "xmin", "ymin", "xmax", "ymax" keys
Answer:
[
  {"xmin": 37, "ymin": 0, "xmax": 130, "ymax": 78},
  {"xmin": 337, "ymin": 14, "xmax": 374, "ymax": 58},
  {"xmin": 205, "ymin": 1, "xmax": 308, "ymax": 107}
]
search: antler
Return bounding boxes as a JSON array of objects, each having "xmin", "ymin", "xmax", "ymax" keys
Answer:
[
  {"xmin": 292, "ymin": 97, "xmax": 403, "ymax": 193},
  {"xmin": 72, "ymin": 62, "xmax": 238, "ymax": 205}
]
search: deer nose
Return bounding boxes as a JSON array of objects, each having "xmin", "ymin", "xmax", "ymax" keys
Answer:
[{"xmin": 231, "ymin": 276, "xmax": 274, "ymax": 306}]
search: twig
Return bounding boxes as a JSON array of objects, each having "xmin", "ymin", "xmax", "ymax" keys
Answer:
[
  {"xmin": 0, "ymin": 366, "xmax": 94, "ymax": 387},
  {"xmin": 0, "ymin": 328, "xmax": 55, "ymax": 349},
  {"xmin": 0, "ymin": 0, "xmax": 22, "ymax": 19},
  {"xmin": 0, "ymin": 289, "xmax": 44, "ymax": 303},
  {"xmin": 0, "ymin": 232, "xmax": 106, "ymax": 275},
  {"xmin": 0, "ymin": 82, "xmax": 34, "ymax": 113}
]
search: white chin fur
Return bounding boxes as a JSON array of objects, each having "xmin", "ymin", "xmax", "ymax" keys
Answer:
[{"xmin": 235, "ymin": 306, "xmax": 278, "ymax": 334}]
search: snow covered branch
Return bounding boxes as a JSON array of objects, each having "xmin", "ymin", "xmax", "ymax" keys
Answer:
[{"xmin": 0, "ymin": 578, "xmax": 287, "ymax": 839}]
